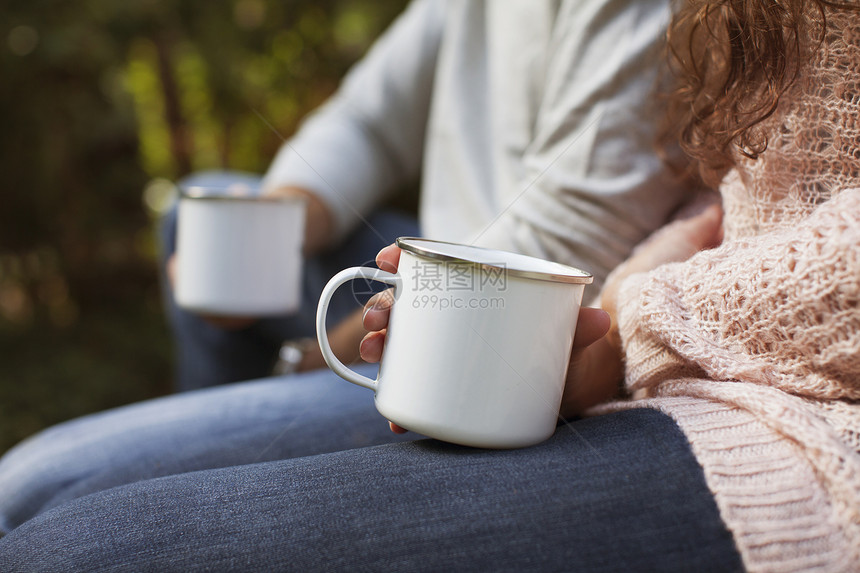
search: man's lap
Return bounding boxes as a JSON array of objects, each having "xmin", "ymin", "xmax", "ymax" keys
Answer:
[{"xmin": 0, "ymin": 364, "xmax": 413, "ymax": 534}]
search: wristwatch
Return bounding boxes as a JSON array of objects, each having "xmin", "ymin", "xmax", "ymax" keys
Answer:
[{"xmin": 273, "ymin": 338, "xmax": 315, "ymax": 376}]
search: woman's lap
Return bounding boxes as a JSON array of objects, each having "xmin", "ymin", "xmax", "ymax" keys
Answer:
[{"xmin": 0, "ymin": 406, "xmax": 742, "ymax": 572}]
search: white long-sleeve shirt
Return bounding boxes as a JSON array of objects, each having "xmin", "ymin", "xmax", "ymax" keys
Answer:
[{"xmin": 262, "ymin": 0, "xmax": 688, "ymax": 289}]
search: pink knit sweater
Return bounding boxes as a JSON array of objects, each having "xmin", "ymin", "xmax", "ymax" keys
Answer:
[{"xmin": 599, "ymin": 9, "xmax": 860, "ymax": 572}]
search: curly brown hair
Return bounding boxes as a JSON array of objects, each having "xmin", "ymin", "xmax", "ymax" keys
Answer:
[{"xmin": 662, "ymin": 0, "xmax": 857, "ymax": 185}]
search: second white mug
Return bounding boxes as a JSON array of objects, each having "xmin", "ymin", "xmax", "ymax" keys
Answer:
[{"xmin": 175, "ymin": 188, "xmax": 306, "ymax": 316}]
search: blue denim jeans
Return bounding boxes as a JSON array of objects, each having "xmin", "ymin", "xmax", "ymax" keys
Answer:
[
  {"xmin": 163, "ymin": 171, "xmax": 419, "ymax": 391},
  {"xmin": 0, "ymin": 365, "xmax": 742, "ymax": 571}
]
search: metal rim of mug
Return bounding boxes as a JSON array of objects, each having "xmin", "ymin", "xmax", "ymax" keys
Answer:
[
  {"xmin": 395, "ymin": 237, "xmax": 593, "ymax": 285},
  {"xmin": 180, "ymin": 186, "xmax": 307, "ymax": 204}
]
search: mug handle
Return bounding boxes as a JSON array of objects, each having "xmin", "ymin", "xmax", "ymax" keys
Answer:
[{"xmin": 316, "ymin": 267, "xmax": 401, "ymax": 391}]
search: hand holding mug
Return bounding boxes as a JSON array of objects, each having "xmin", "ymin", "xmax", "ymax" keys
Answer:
[
  {"xmin": 361, "ymin": 244, "xmax": 614, "ymax": 429},
  {"xmin": 317, "ymin": 237, "xmax": 596, "ymax": 449}
]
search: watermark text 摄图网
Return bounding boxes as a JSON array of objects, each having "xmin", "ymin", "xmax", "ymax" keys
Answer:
[{"xmin": 411, "ymin": 260, "xmax": 507, "ymax": 293}]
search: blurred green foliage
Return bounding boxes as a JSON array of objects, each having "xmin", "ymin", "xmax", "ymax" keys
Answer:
[{"xmin": 0, "ymin": 0, "xmax": 408, "ymax": 454}]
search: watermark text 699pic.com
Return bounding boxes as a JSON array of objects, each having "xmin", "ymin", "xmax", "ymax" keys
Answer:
[{"xmin": 411, "ymin": 294, "xmax": 505, "ymax": 310}]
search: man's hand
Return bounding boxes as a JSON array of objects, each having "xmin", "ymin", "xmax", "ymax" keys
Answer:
[
  {"xmin": 165, "ymin": 254, "xmax": 255, "ymax": 330},
  {"xmin": 167, "ymin": 185, "xmax": 335, "ymax": 331},
  {"xmin": 297, "ymin": 307, "xmax": 368, "ymax": 373},
  {"xmin": 266, "ymin": 186, "xmax": 335, "ymax": 255}
]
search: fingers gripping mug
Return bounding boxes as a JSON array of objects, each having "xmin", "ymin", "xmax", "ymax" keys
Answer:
[{"xmin": 316, "ymin": 238, "xmax": 593, "ymax": 449}]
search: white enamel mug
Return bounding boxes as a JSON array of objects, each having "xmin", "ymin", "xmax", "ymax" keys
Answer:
[
  {"xmin": 316, "ymin": 237, "xmax": 593, "ymax": 449},
  {"xmin": 175, "ymin": 188, "xmax": 306, "ymax": 316}
]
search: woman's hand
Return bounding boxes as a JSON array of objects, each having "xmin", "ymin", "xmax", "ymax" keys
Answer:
[
  {"xmin": 361, "ymin": 208, "xmax": 722, "ymax": 432},
  {"xmin": 561, "ymin": 204, "xmax": 725, "ymax": 417},
  {"xmin": 359, "ymin": 244, "xmax": 403, "ymax": 432},
  {"xmin": 359, "ymin": 243, "xmax": 401, "ymax": 365},
  {"xmin": 598, "ymin": 204, "xmax": 724, "ymax": 346}
]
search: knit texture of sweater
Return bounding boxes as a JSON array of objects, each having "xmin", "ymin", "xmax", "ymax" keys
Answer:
[{"xmin": 598, "ymin": 8, "xmax": 860, "ymax": 572}]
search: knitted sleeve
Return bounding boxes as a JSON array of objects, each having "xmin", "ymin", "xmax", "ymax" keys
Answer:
[{"xmin": 617, "ymin": 187, "xmax": 860, "ymax": 401}]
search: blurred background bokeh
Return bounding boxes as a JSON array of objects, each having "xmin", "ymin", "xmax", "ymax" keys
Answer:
[{"xmin": 0, "ymin": 0, "xmax": 408, "ymax": 454}]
